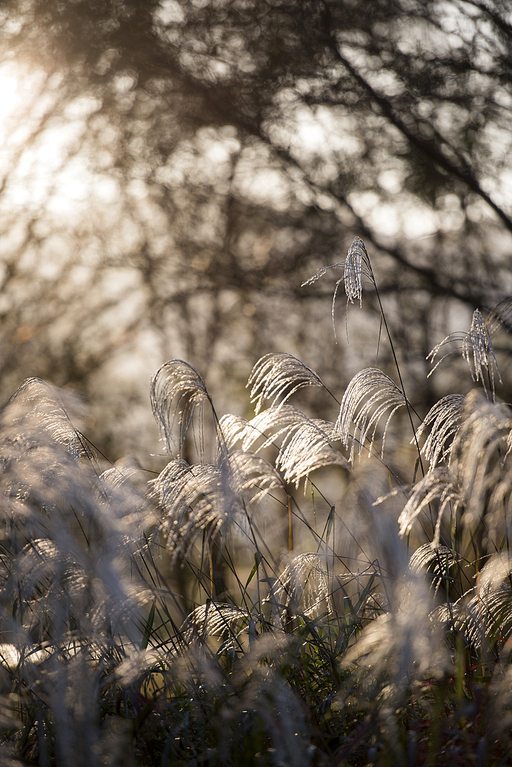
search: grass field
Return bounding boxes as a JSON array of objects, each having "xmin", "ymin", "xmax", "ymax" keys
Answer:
[{"xmin": 1, "ymin": 237, "xmax": 512, "ymax": 765}]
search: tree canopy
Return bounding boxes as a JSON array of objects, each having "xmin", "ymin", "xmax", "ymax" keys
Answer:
[{"xmin": 1, "ymin": 0, "xmax": 511, "ymax": 457}]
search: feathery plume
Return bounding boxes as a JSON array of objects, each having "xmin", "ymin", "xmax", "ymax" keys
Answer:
[
  {"xmin": 452, "ymin": 555, "xmax": 512, "ymax": 649},
  {"xmin": 450, "ymin": 390, "xmax": 512, "ymax": 540},
  {"xmin": 409, "ymin": 542, "xmax": 461, "ymax": 596},
  {"xmin": 302, "ymin": 236, "xmax": 375, "ymax": 340},
  {"xmin": 343, "ymin": 235, "xmax": 374, "ymax": 307},
  {"xmin": 398, "ymin": 468, "xmax": 463, "ymax": 545},
  {"xmin": 343, "ymin": 576, "xmax": 447, "ymax": 694},
  {"xmin": 414, "ymin": 394, "xmax": 465, "ymax": 470},
  {"xmin": 150, "ymin": 359, "xmax": 211, "ymax": 457},
  {"xmin": 275, "ymin": 417, "xmax": 349, "ymax": 489},
  {"xmin": 228, "ymin": 450, "xmax": 284, "ymax": 503},
  {"xmin": 247, "ymin": 353, "xmax": 325, "ymax": 414},
  {"xmin": 3, "ymin": 377, "xmax": 88, "ymax": 458},
  {"xmin": 428, "ymin": 309, "xmax": 502, "ymax": 400},
  {"xmin": 181, "ymin": 602, "xmax": 255, "ymax": 650},
  {"xmin": 336, "ymin": 368, "xmax": 407, "ymax": 462},
  {"xmin": 270, "ymin": 553, "xmax": 334, "ymax": 623},
  {"xmin": 220, "ymin": 405, "xmax": 311, "ymax": 454},
  {"xmin": 150, "ymin": 458, "xmax": 241, "ymax": 558},
  {"xmin": 218, "ymin": 413, "xmax": 254, "ymax": 449}
]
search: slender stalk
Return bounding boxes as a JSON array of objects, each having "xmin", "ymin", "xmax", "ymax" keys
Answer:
[
  {"xmin": 287, "ymin": 494, "xmax": 294, "ymax": 552},
  {"xmin": 372, "ymin": 278, "xmax": 426, "ymax": 478}
]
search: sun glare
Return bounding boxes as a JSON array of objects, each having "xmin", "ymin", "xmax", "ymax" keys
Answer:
[
  {"xmin": 0, "ymin": 66, "xmax": 19, "ymax": 126},
  {"xmin": 0, "ymin": 61, "xmax": 114, "ymax": 218},
  {"xmin": 0, "ymin": 62, "xmax": 43, "ymax": 137}
]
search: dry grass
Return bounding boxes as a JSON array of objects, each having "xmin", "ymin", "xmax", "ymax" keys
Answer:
[{"xmin": 1, "ymin": 238, "xmax": 512, "ymax": 765}]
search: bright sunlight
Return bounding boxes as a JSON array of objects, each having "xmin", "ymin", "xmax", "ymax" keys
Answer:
[{"xmin": 0, "ymin": 60, "xmax": 115, "ymax": 219}]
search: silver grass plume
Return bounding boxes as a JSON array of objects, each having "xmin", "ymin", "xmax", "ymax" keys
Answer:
[
  {"xmin": 342, "ymin": 575, "xmax": 447, "ymax": 695},
  {"xmin": 181, "ymin": 602, "xmax": 256, "ymax": 651},
  {"xmin": 343, "ymin": 235, "xmax": 374, "ymax": 306},
  {"xmin": 270, "ymin": 553, "xmax": 334, "ymax": 624},
  {"xmin": 0, "ymin": 424, "xmax": 151, "ymax": 641},
  {"xmin": 4, "ymin": 377, "xmax": 89, "ymax": 458},
  {"xmin": 398, "ymin": 468, "xmax": 464, "ymax": 546},
  {"xmin": 228, "ymin": 450, "xmax": 285, "ymax": 503},
  {"xmin": 414, "ymin": 393, "xmax": 465, "ymax": 470},
  {"xmin": 409, "ymin": 542, "xmax": 461, "ymax": 596},
  {"xmin": 149, "ymin": 457, "xmax": 242, "ymax": 558},
  {"xmin": 336, "ymin": 368, "xmax": 407, "ymax": 462},
  {"xmin": 302, "ymin": 235, "xmax": 374, "ymax": 340},
  {"xmin": 409, "ymin": 541, "xmax": 460, "ymax": 574},
  {"xmin": 443, "ymin": 554, "xmax": 512, "ymax": 650},
  {"xmin": 428, "ymin": 309, "xmax": 502, "ymax": 400},
  {"xmin": 343, "ymin": 502, "xmax": 447, "ymax": 694},
  {"xmin": 114, "ymin": 646, "xmax": 165, "ymax": 686},
  {"xmin": 0, "ymin": 385, "xmax": 155, "ymax": 766},
  {"xmin": 400, "ymin": 391, "xmax": 512, "ymax": 552},
  {"xmin": 97, "ymin": 465, "xmax": 149, "ymax": 511},
  {"xmin": 449, "ymin": 390, "xmax": 512, "ymax": 539},
  {"xmin": 150, "ymin": 359, "xmax": 211, "ymax": 457},
  {"xmin": 247, "ymin": 353, "xmax": 325, "ymax": 415},
  {"xmin": 3, "ymin": 534, "xmax": 153, "ymax": 644},
  {"xmin": 219, "ymin": 412, "xmax": 255, "ymax": 449},
  {"xmin": 219, "ymin": 404, "xmax": 313, "ymax": 454},
  {"xmin": 221, "ymin": 407, "xmax": 348, "ymax": 490},
  {"xmin": 275, "ymin": 417, "xmax": 349, "ymax": 490},
  {"xmin": 0, "ymin": 392, "xmax": 142, "ymax": 559},
  {"xmin": 99, "ymin": 465, "xmax": 145, "ymax": 490}
]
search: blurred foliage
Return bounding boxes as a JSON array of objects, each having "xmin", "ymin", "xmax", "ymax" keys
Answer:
[{"xmin": 1, "ymin": 0, "xmax": 512, "ymax": 458}]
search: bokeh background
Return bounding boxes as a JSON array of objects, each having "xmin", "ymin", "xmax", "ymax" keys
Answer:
[{"xmin": 1, "ymin": 0, "xmax": 511, "ymax": 464}]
